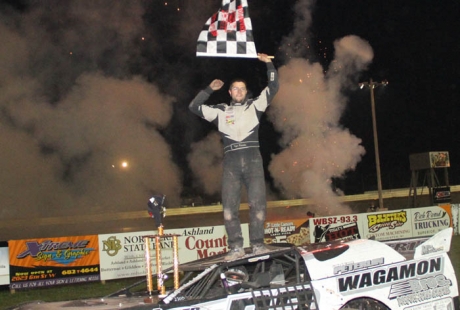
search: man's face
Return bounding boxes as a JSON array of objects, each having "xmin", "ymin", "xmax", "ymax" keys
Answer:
[{"xmin": 229, "ymin": 81, "xmax": 247, "ymax": 103}]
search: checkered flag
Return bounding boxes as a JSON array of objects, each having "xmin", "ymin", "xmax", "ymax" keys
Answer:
[{"xmin": 197, "ymin": 0, "xmax": 257, "ymax": 58}]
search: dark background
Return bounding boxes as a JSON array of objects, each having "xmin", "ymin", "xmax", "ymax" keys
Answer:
[
  {"xmin": 177, "ymin": 1, "xmax": 460, "ymax": 197},
  {"xmin": 1, "ymin": 0, "xmax": 459, "ymax": 204}
]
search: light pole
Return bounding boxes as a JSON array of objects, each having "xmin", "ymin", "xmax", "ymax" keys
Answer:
[{"xmin": 358, "ymin": 79, "xmax": 388, "ymax": 209}]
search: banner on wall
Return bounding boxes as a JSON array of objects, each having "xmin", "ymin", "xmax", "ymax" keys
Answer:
[
  {"xmin": 9, "ymin": 235, "xmax": 100, "ymax": 289},
  {"xmin": 309, "ymin": 214, "xmax": 361, "ymax": 243},
  {"xmin": 0, "ymin": 242, "xmax": 9, "ymax": 285},
  {"xmin": 264, "ymin": 218, "xmax": 311, "ymax": 245},
  {"xmin": 452, "ymin": 204, "xmax": 460, "ymax": 235},
  {"xmin": 99, "ymin": 230, "xmax": 174, "ymax": 281},
  {"xmin": 309, "ymin": 205, "xmax": 454, "ymax": 243},
  {"xmin": 99, "ymin": 224, "xmax": 249, "ymax": 281},
  {"xmin": 176, "ymin": 224, "xmax": 242, "ymax": 261},
  {"xmin": 411, "ymin": 204, "xmax": 452, "ymax": 236},
  {"xmin": 362, "ymin": 209, "xmax": 413, "ymax": 240},
  {"xmin": 3, "ymin": 205, "xmax": 457, "ymax": 286}
]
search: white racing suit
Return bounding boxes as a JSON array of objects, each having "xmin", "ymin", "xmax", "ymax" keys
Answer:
[{"xmin": 189, "ymin": 62, "xmax": 279, "ymax": 249}]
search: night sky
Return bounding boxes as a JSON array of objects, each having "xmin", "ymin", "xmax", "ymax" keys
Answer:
[
  {"xmin": 0, "ymin": 0, "xmax": 459, "ymax": 218},
  {"xmin": 312, "ymin": 1, "xmax": 460, "ymax": 193}
]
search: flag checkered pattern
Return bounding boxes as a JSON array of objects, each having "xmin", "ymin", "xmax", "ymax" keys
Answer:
[{"xmin": 197, "ymin": 0, "xmax": 257, "ymax": 58}]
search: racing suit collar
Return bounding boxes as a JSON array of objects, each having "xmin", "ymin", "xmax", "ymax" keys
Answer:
[{"xmin": 230, "ymin": 98, "xmax": 247, "ymax": 106}]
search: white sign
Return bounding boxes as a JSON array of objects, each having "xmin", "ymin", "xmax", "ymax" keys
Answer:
[
  {"xmin": 0, "ymin": 246, "xmax": 9, "ymax": 285},
  {"xmin": 99, "ymin": 224, "xmax": 249, "ymax": 281}
]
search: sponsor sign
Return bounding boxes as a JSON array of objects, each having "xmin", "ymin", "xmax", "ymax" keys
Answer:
[
  {"xmin": 338, "ymin": 256, "xmax": 444, "ymax": 289},
  {"xmin": 8, "ymin": 235, "xmax": 100, "ymax": 289},
  {"xmin": 0, "ymin": 243, "xmax": 9, "ymax": 285},
  {"xmin": 310, "ymin": 214, "xmax": 361, "ymax": 243},
  {"xmin": 430, "ymin": 151, "xmax": 450, "ymax": 168},
  {"xmin": 3, "ymin": 205, "xmax": 456, "ymax": 286},
  {"xmin": 452, "ymin": 204, "xmax": 460, "ymax": 235},
  {"xmin": 99, "ymin": 230, "xmax": 172, "ymax": 280},
  {"xmin": 411, "ymin": 205, "xmax": 452, "ymax": 237},
  {"xmin": 99, "ymin": 224, "xmax": 249, "ymax": 281},
  {"xmin": 178, "ymin": 225, "xmax": 233, "ymax": 260},
  {"xmin": 309, "ymin": 206, "xmax": 454, "ymax": 243},
  {"xmin": 363, "ymin": 210, "xmax": 413, "ymax": 240},
  {"xmin": 337, "ymin": 255, "xmax": 456, "ymax": 307},
  {"xmin": 433, "ymin": 186, "xmax": 451, "ymax": 203},
  {"xmin": 264, "ymin": 219, "xmax": 310, "ymax": 245}
]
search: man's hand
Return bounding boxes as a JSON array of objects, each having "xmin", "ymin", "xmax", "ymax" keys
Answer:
[
  {"xmin": 209, "ymin": 79, "xmax": 224, "ymax": 91},
  {"xmin": 257, "ymin": 53, "xmax": 272, "ymax": 63}
]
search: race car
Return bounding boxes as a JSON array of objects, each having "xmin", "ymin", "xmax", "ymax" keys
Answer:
[{"xmin": 18, "ymin": 228, "xmax": 459, "ymax": 309}]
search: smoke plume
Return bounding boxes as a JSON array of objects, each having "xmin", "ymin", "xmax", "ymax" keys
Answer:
[
  {"xmin": 268, "ymin": 0, "xmax": 374, "ymax": 215},
  {"xmin": 0, "ymin": 0, "xmax": 375, "ymax": 221},
  {"xmin": 0, "ymin": 1, "xmax": 182, "ymax": 218}
]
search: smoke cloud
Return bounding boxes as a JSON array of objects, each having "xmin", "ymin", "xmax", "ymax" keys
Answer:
[
  {"xmin": 1, "ymin": 0, "xmax": 375, "ymax": 222},
  {"xmin": 0, "ymin": 1, "xmax": 182, "ymax": 218},
  {"xmin": 268, "ymin": 0, "xmax": 374, "ymax": 215},
  {"xmin": 187, "ymin": 131, "xmax": 223, "ymax": 196}
]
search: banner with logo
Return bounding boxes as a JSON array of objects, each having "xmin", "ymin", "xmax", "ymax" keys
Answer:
[
  {"xmin": 4, "ymin": 205, "xmax": 456, "ymax": 286},
  {"xmin": 99, "ymin": 224, "xmax": 249, "ymax": 281},
  {"xmin": 309, "ymin": 214, "xmax": 362, "ymax": 243},
  {"xmin": 362, "ymin": 209, "xmax": 413, "ymax": 240},
  {"xmin": 264, "ymin": 218, "xmax": 311, "ymax": 245},
  {"xmin": 8, "ymin": 235, "xmax": 100, "ymax": 289},
  {"xmin": 174, "ymin": 224, "xmax": 244, "ymax": 261},
  {"xmin": 410, "ymin": 204, "xmax": 452, "ymax": 237},
  {"xmin": 99, "ymin": 230, "xmax": 173, "ymax": 281},
  {"xmin": 0, "ymin": 242, "xmax": 9, "ymax": 285},
  {"xmin": 309, "ymin": 205, "xmax": 454, "ymax": 243}
]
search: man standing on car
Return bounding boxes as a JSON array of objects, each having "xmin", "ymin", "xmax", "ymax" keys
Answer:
[{"xmin": 189, "ymin": 53, "xmax": 279, "ymax": 260}]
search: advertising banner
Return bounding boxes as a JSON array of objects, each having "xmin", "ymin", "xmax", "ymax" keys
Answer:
[
  {"xmin": 0, "ymin": 242, "xmax": 9, "ymax": 285},
  {"xmin": 99, "ymin": 224, "xmax": 249, "ymax": 281},
  {"xmin": 309, "ymin": 214, "xmax": 362, "ymax": 243},
  {"xmin": 5, "ymin": 205, "xmax": 455, "ymax": 285},
  {"xmin": 99, "ymin": 230, "xmax": 173, "ymax": 281},
  {"xmin": 362, "ymin": 209, "xmax": 413, "ymax": 240},
  {"xmin": 173, "ymin": 224, "xmax": 244, "ymax": 261},
  {"xmin": 410, "ymin": 204, "xmax": 452, "ymax": 237},
  {"xmin": 452, "ymin": 204, "xmax": 460, "ymax": 235},
  {"xmin": 309, "ymin": 206, "xmax": 453, "ymax": 243},
  {"xmin": 9, "ymin": 235, "xmax": 100, "ymax": 289},
  {"xmin": 264, "ymin": 218, "xmax": 311, "ymax": 245}
]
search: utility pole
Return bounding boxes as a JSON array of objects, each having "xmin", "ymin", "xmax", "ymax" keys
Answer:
[{"xmin": 358, "ymin": 79, "xmax": 388, "ymax": 209}]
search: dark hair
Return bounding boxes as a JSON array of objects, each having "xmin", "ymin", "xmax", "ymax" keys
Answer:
[{"xmin": 228, "ymin": 78, "xmax": 247, "ymax": 90}]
